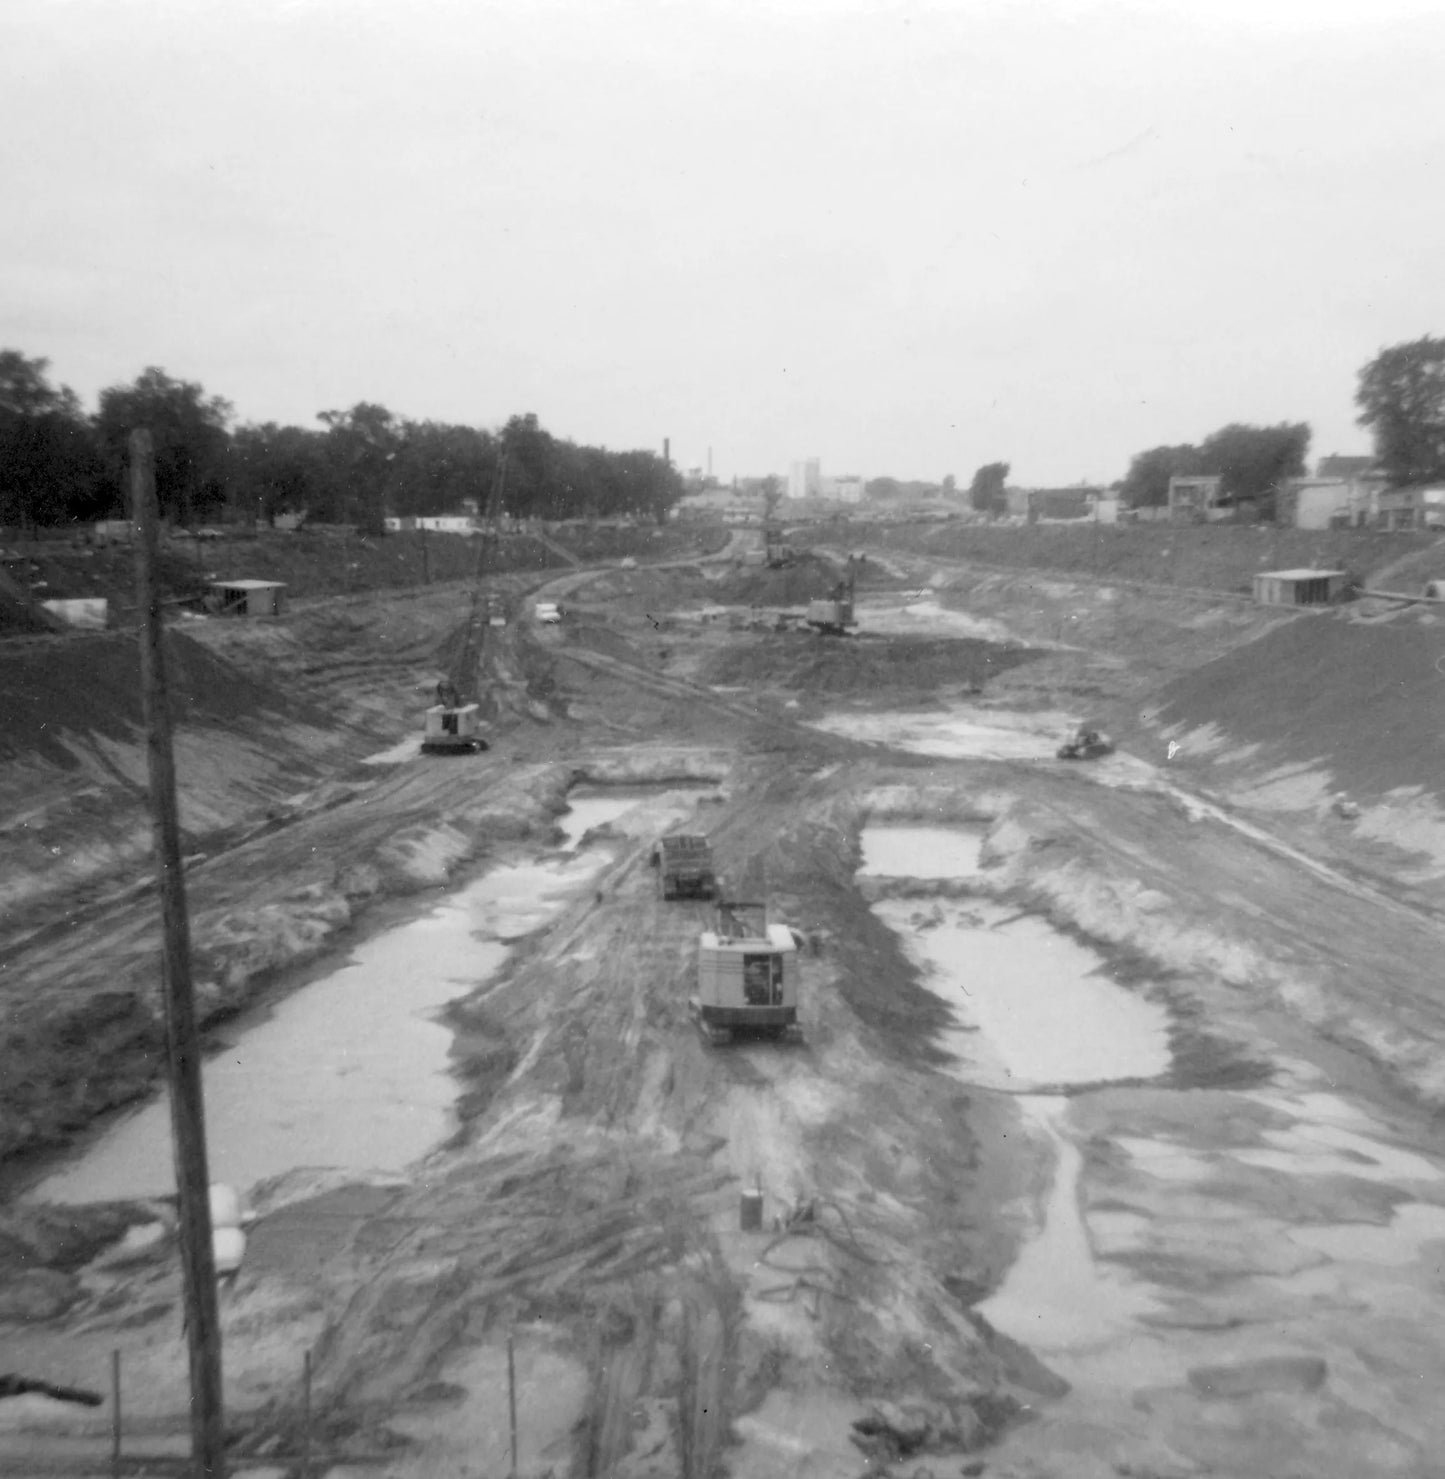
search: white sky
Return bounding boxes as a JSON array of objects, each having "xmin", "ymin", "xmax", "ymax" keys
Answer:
[{"xmin": 4, "ymin": 0, "xmax": 1443, "ymax": 485}]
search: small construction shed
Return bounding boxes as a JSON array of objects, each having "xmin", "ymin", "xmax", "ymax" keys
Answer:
[
  {"xmin": 209, "ymin": 579, "xmax": 286, "ymax": 617},
  {"xmin": 1252, "ymin": 569, "xmax": 1348, "ymax": 607}
]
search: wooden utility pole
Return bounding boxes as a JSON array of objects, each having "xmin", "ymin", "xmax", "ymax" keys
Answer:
[{"xmin": 130, "ymin": 429, "xmax": 227, "ymax": 1478}]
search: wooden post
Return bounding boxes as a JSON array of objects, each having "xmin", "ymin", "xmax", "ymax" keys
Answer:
[
  {"xmin": 130, "ymin": 429, "xmax": 226, "ymax": 1478},
  {"xmin": 111, "ymin": 1349, "xmax": 121, "ymax": 1479},
  {"xmin": 301, "ymin": 1349, "xmax": 312, "ymax": 1479},
  {"xmin": 507, "ymin": 1332, "xmax": 518, "ymax": 1477}
]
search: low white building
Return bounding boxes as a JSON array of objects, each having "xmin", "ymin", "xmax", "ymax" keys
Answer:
[
  {"xmin": 788, "ymin": 459, "xmax": 822, "ymax": 500},
  {"xmin": 824, "ymin": 475, "xmax": 866, "ymax": 504},
  {"xmin": 1287, "ymin": 476, "xmax": 1384, "ymax": 529},
  {"xmin": 384, "ymin": 515, "xmax": 478, "ymax": 534}
]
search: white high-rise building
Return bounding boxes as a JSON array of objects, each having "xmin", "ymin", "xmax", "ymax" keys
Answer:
[{"xmin": 788, "ymin": 459, "xmax": 821, "ymax": 500}]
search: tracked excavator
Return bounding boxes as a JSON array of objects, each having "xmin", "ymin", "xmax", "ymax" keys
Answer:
[
  {"xmin": 690, "ymin": 900, "xmax": 803, "ymax": 1046},
  {"xmin": 420, "ymin": 452, "xmax": 509, "ymax": 755},
  {"xmin": 805, "ymin": 556, "xmax": 858, "ymax": 635}
]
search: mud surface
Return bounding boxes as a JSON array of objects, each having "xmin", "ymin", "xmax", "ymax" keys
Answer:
[{"xmin": 5, "ymin": 529, "xmax": 1445, "ymax": 1477}]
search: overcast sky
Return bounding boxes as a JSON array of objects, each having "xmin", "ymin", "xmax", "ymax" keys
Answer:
[{"xmin": 4, "ymin": 0, "xmax": 1443, "ymax": 485}]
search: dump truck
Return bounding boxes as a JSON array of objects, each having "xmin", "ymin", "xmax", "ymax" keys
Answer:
[
  {"xmin": 690, "ymin": 901, "xmax": 802, "ymax": 1046},
  {"xmin": 652, "ymin": 833, "xmax": 719, "ymax": 900}
]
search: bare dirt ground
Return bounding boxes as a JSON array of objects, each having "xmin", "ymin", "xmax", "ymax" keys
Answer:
[{"xmin": 5, "ymin": 525, "xmax": 1445, "ymax": 1477}]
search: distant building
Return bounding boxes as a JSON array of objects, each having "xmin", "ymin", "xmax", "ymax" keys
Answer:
[
  {"xmin": 1167, "ymin": 475, "xmax": 1226, "ymax": 522},
  {"xmin": 1316, "ymin": 454, "xmax": 1378, "ymax": 481},
  {"xmin": 1028, "ymin": 486, "xmax": 1103, "ymax": 522},
  {"xmin": 1285, "ymin": 476, "xmax": 1384, "ymax": 530},
  {"xmin": 1376, "ymin": 486, "xmax": 1445, "ymax": 532},
  {"xmin": 824, "ymin": 475, "xmax": 866, "ymax": 504},
  {"xmin": 383, "ymin": 515, "xmax": 478, "ymax": 534},
  {"xmin": 788, "ymin": 459, "xmax": 822, "ymax": 501}
]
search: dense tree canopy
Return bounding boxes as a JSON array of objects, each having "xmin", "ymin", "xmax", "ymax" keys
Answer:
[
  {"xmin": 1120, "ymin": 424, "xmax": 1308, "ymax": 515},
  {"xmin": 94, "ymin": 367, "xmax": 234, "ymax": 524},
  {"xmin": 0, "ymin": 351, "xmax": 105, "ymax": 527},
  {"xmin": 1198, "ymin": 422, "xmax": 1309, "ymax": 509},
  {"xmin": 0, "ymin": 347, "xmax": 685, "ymax": 530},
  {"xmin": 1119, "ymin": 444, "xmax": 1203, "ymax": 508},
  {"xmin": 1356, "ymin": 336, "xmax": 1445, "ymax": 487},
  {"xmin": 968, "ymin": 461, "xmax": 1010, "ymax": 515}
]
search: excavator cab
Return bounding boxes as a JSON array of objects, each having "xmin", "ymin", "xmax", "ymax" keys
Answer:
[
  {"xmin": 690, "ymin": 901, "xmax": 803, "ymax": 1046},
  {"xmin": 422, "ymin": 701, "xmax": 486, "ymax": 754}
]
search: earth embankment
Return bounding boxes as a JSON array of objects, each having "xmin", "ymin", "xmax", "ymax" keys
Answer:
[{"xmin": 815, "ymin": 517, "xmax": 1439, "ymax": 595}]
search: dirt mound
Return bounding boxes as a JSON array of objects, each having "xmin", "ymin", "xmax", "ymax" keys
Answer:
[
  {"xmin": 0, "ymin": 628, "xmax": 328, "ymax": 767},
  {"xmin": 714, "ymin": 552, "xmax": 849, "ymax": 605},
  {"xmin": 1151, "ymin": 610, "xmax": 1445, "ymax": 802},
  {"xmin": 704, "ymin": 631, "xmax": 1044, "ymax": 696}
]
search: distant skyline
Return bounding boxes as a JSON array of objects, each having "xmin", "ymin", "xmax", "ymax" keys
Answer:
[{"xmin": 5, "ymin": 0, "xmax": 1443, "ymax": 486}]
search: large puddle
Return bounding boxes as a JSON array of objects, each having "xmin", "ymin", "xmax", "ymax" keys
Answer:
[
  {"xmin": 857, "ymin": 823, "xmax": 983, "ymax": 880},
  {"xmin": 862, "ymin": 823, "xmax": 1171, "ymax": 1356},
  {"xmin": 30, "ymin": 855, "xmax": 613, "ymax": 1205},
  {"xmin": 976, "ymin": 1096, "xmax": 1161, "ymax": 1352},
  {"xmin": 857, "ymin": 596, "xmax": 1025, "ymax": 646},
  {"xmin": 31, "ymin": 788, "xmax": 714, "ymax": 1204},
  {"xmin": 872, "ymin": 896, "xmax": 1169, "ymax": 1092},
  {"xmin": 811, "ymin": 708, "xmax": 1075, "ymax": 762}
]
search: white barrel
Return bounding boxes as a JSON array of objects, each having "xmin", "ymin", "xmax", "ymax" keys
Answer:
[
  {"xmin": 209, "ymin": 1183, "xmax": 241, "ymax": 1230},
  {"xmin": 212, "ymin": 1225, "xmax": 247, "ymax": 1276}
]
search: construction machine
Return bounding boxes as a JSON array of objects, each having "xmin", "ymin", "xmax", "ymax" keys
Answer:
[
  {"xmin": 805, "ymin": 557, "xmax": 858, "ymax": 635},
  {"xmin": 764, "ymin": 523, "xmax": 797, "ymax": 569},
  {"xmin": 652, "ymin": 833, "xmax": 719, "ymax": 900},
  {"xmin": 690, "ymin": 901, "xmax": 802, "ymax": 1046},
  {"xmin": 421, "ymin": 452, "xmax": 508, "ymax": 755},
  {"xmin": 1056, "ymin": 725, "xmax": 1114, "ymax": 761}
]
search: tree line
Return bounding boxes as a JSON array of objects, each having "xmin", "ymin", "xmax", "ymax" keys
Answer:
[
  {"xmin": 965, "ymin": 336, "xmax": 1445, "ymax": 517},
  {"xmin": 0, "ymin": 350, "xmax": 684, "ymax": 533}
]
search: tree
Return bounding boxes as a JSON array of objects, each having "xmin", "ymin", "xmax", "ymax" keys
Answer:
[
  {"xmin": 95, "ymin": 367, "xmax": 233, "ymax": 524},
  {"xmin": 968, "ymin": 461, "xmax": 1010, "ymax": 515},
  {"xmin": 942, "ymin": 473, "xmax": 957, "ymax": 498},
  {"xmin": 316, "ymin": 402, "xmax": 402, "ymax": 532},
  {"xmin": 0, "ymin": 350, "xmax": 105, "ymax": 527},
  {"xmin": 230, "ymin": 422, "xmax": 327, "ymax": 524},
  {"xmin": 1118, "ymin": 445, "xmax": 1202, "ymax": 508},
  {"xmin": 1197, "ymin": 422, "xmax": 1310, "ymax": 518},
  {"xmin": 390, "ymin": 421, "xmax": 497, "ymax": 518},
  {"xmin": 1355, "ymin": 336, "xmax": 1445, "ymax": 487}
]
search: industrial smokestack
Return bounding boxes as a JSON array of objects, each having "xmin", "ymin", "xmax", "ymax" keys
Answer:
[{"xmin": 663, "ymin": 437, "xmax": 671, "ymax": 465}]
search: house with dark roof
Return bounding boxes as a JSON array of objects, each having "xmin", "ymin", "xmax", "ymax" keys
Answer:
[{"xmin": 1316, "ymin": 454, "xmax": 1378, "ymax": 480}]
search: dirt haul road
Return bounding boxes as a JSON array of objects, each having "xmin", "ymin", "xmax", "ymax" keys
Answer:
[{"xmin": 4, "ymin": 539, "xmax": 1445, "ymax": 1477}]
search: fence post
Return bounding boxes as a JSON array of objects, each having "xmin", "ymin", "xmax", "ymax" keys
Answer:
[
  {"xmin": 507, "ymin": 1332, "xmax": 518, "ymax": 1477},
  {"xmin": 301, "ymin": 1348, "xmax": 312, "ymax": 1479},
  {"xmin": 111, "ymin": 1349, "xmax": 121, "ymax": 1479}
]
